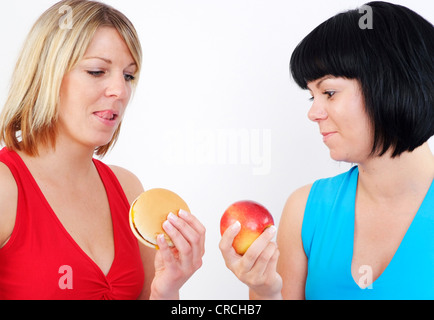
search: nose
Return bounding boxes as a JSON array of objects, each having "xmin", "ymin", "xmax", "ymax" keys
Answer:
[
  {"xmin": 105, "ymin": 73, "xmax": 130, "ymax": 100},
  {"xmin": 307, "ymin": 100, "xmax": 328, "ymax": 122}
]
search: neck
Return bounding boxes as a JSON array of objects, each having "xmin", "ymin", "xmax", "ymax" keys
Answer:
[
  {"xmin": 19, "ymin": 139, "xmax": 97, "ymax": 184},
  {"xmin": 357, "ymin": 143, "xmax": 434, "ymax": 203}
]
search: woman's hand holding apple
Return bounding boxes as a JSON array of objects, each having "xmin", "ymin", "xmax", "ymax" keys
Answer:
[{"xmin": 219, "ymin": 201, "xmax": 283, "ymax": 300}]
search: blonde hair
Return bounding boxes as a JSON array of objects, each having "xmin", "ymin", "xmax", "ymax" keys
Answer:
[{"xmin": 0, "ymin": 0, "xmax": 142, "ymax": 157}]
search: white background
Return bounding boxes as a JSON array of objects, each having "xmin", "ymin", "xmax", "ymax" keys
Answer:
[{"xmin": 1, "ymin": 0, "xmax": 432, "ymax": 299}]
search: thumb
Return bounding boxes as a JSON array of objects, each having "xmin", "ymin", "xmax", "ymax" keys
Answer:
[{"xmin": 219, "ymin": 221, "xmax": 242, "ymax": 266}]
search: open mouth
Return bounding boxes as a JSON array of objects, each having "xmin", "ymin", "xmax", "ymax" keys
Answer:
[{"xmin": 93, "ymin": 110, "xmax": 119, "ymax": 121}]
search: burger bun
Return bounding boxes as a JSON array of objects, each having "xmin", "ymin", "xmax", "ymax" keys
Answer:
[{"xmin": 129, "ymin": 188, "xmax": 190, "ymax": 249}]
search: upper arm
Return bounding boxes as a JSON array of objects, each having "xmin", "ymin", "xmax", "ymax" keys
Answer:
[
  {"xmin": 108, "ymin": 165, "xmax": 156, "ymax": 299},
  {"xmin": 0, "ymin": 162, "xmax": 18, "ymax": 248},
  {"xmin": 109, "ymin": 165, "xmax": 144, "ymax": 205},
  {"xmin": 276, "ymin": 183, "xmax": 312, "ymax": 300}
]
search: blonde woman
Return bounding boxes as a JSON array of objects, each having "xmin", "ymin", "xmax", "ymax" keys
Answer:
[{"xmin": 0, "ymin": 0, "xmax": 205, "ymax": 300}]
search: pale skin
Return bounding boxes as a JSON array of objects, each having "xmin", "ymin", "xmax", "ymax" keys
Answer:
[
  {"xmin": 0, "ymin": 27, "xmax": 205, "ymax": 300},
  {"xmin": 219, "ymin": 76, "xmax": 434, "ymax": 299}
]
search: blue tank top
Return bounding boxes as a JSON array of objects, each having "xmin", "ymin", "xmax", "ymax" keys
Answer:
[{"xmin": 302, "ymin": 166, "xmax": 434, "ymax": 299}]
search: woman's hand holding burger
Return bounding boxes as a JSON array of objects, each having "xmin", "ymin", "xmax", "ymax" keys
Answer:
[
  {"xmin": 151, "ymin": 209, "xmax": 205, "ymax": 299},
  {"xmin": 129, "ymin": 188, "xmax": 205, "ymax": 300}
]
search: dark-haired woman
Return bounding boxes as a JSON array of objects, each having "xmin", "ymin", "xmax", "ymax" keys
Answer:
[{"xmin": 219, "ymin": 1, "xmax": 434, "ymax": 300}]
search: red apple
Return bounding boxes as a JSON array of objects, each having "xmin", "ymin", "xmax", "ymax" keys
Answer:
[{"xmin": 220, "ymin": 200, "xmax": 274, "ymax": 255}]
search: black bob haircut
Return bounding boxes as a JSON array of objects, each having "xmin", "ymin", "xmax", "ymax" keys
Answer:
[{"xmin": 290, "ymin": 1, "xmax": 433, "ymax": 158}]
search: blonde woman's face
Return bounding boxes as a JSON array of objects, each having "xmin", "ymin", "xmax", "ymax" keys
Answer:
[{"xmin": 58, "ymin": 27, "xmax": 137, "ymax": 150}]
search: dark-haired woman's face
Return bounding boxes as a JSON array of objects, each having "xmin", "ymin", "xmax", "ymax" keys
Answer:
[{"xmin": 307, "ymin": 76, "xmax": 373, "ymax": 163}]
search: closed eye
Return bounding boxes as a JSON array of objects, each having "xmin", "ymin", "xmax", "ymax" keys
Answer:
[
  {"xmin": 87, "ymin": 70, "xmax": 105, "ymax": 77},
  {"xmin": 87, "ymin": 70, "xmax": 135, "ymax": 82}
]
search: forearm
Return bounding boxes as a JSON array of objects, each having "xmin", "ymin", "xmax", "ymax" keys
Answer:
[
  {"xmin": 149, "ymin": 279, "xmax": 181, "ymax": 300},
  {"xmin": 249, "ymin": 289, "xmax": 282, "ymax": 300}
]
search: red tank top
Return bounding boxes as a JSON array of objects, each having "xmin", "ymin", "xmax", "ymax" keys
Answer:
[{"xmin": 0, "ymin": 148, "xmax": 144, "ymax": 299}]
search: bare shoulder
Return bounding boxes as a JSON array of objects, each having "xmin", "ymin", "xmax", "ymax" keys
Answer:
[
  {"xmin": 109, "ymin": 165, "xmax": 144, "ymax": 205},
  {"xmin": 282, "ymin": 184, "xmax": 312, "ymax": 220},
  {"xmin": 276, "ymin": 183, "xmax": 312, "ymax": 299},
  {"xmin": 0, "ymin": 162, "xmax": 17, "ymax": 190},
  {"xmin": 277, "ymin": 183, "xmax": 313, "ymax": 242},
  {"xmin": 0, "ymin": 162, "xmax": 18, "ymax": 248},
  {"xmin": 108, "ymin": 165, "xmax": 155, "ymax": 299},
  {"xmin": 278, "ymin": 183, "xmax": 312, "ymax": 244}
]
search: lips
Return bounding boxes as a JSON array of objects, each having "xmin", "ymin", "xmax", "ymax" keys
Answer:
[
  {"xmin": 93, "ymin": 110, "xmax": 120, "ymax": 128},
  {"xmin": 321, "ymin": 131, "xmax": 337, "ymax": 142},
  {"xmin": 93, "ymin": 110, "xmax": 118, "ymax": 121},
  {"xmin": 321, "ymin": 131, "xmax": 336, "ymax": 137}
]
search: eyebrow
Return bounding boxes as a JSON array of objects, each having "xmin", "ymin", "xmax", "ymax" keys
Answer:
[
  {"xmin": 316, "ymin": 75, "xmax": 335, "ymax": 88},
  {"xmin": 83, "ymin": 56, "xmax": 137, "ymax": 68},
  {"xmin": 307, "ymin": 75, "xmax": 336, "ymax": 91}
]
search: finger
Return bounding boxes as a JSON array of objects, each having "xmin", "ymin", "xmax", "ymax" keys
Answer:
[
  {"xmin": 167, "ymin": 212, "xmax": 197, "ymax": 243},
  {"xmin": 219, "ymin": 221, "xmax": 242, "ymax": 267},
  {"xmin": 249, "ymin": 241, "xmax": 279, "ymax": 277},
  {"xmin": 260, "ymin": 248, "xmax": 281, "ymax": 291},
  {"xmin": 163, "ymin": 218, "xmax": 192, "ymax": 265},
  {"xmin": 168, "ymin": 211, "xmax": 205, "ymax": 267},
  {"xmin": 178, "ymin": 209, "xmax": 206, "ymax": 239},
  {"xmin": 179, "ymin": 210, "xmax": 206, "ymax": 258},
  {"xmin": 156, "ymin": 234, "xmax": 176, "ymax": 269},
  {"xmin": 241, "ymin": 226, "xmax": 277, "ymax": 271},
  {"xmin": 169, "ymin": 212, "xmax": 204, "ymax": 250},
  {"xmin": 264, "ymin": 246, "xmax": 280, "ymax": 277}
]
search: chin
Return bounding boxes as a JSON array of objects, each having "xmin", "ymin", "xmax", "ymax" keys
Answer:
[
  {"xmin": 91, "ymin": 135, "xmax": 115, "ymax": 150},
  {"xmin": 329, "ymin": 148, "xmax": 370, "ymax": 164},
  {"xmin": 329, "ymin": 149, "xmax": 353, "ymax": 163}
]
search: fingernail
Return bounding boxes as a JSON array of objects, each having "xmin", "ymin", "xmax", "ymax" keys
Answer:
[
  {"xmin": 157, "ymin": 234, "xmax": 165, "ymax": 242},
  {"xmin": 163, "ymin": 220, "xmax": 173, "ymax": 230},
  {"xmin": 168, "ymin": 212, "xmax": 178, "ymax": 222},
  {"xmin": 156, "ymin": 234, "xmax": 166, "ymax": 250},
  {"xmin": 266, "ymin": 225, "xmax": 277, "ymax": 235},
  {"xmin": 179, "ymin": 209, "xmax": 189, "ymax": 218},
  {"xmin": 232, "ymin": 221, "xmax": 241, "ymax": 230}
]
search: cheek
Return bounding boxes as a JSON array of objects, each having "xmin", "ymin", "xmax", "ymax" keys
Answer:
[
  {"xmin": 348, "ymin": 103, "xmax": 374, "ymax": 149},
  {"xmin": 124, "ymin": 85, "xmax": 133, "ymax": 103},
  {"xmin": 353, "ymin": 97, "xmax": 373, "ymax": 138},
  {"xmin": 58, "ymin": 78, "xmax": 75, "ymax": 119},
  {"xmin": 59, "ymin": 73, "xmax": 83, "ymax": 112},
  {"xmin": 59, "ymin": 78, "xmax": 103, "ymax": 116},
  {"xmin": 119, "ymin": 86, "xmax": 133, "ymax": 115}
]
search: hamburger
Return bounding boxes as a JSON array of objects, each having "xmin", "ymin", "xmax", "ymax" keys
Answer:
[{"xmin": 129, "ymin": 188, "xmax": 190, "ymax": 249}]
